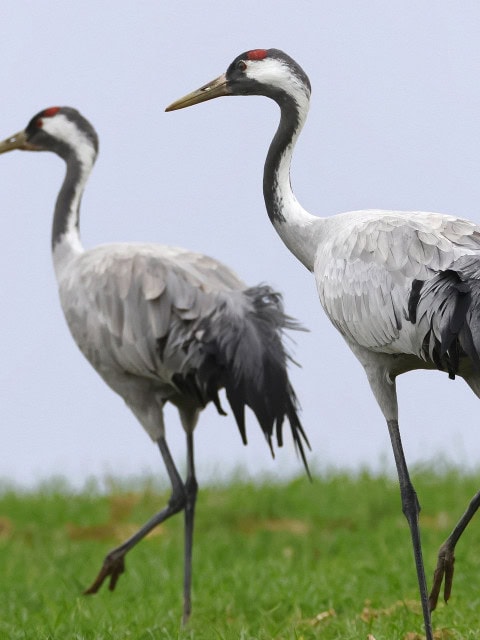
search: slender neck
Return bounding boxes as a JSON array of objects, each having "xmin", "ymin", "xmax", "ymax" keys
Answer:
[
  {"xmin": 263, "ymin": 91, "xmax": 320, "ymax": 271},
  {"xmin": 51, "ymin": 148, "xmax": 95, "ymax": 276}
]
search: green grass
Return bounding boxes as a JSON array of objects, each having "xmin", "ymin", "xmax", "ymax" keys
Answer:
[{"xmin": 1, "ymin": 469, "xmax": 480, "ymax": 639}]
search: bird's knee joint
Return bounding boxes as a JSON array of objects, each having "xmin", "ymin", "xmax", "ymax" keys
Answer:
[
  {"xmin": 168, "ymin": 489, "xmax": 187, "ymax": 512},
  {"xmin": 400, "ymin": 483, "xmax": 421, "ymax": 518}
]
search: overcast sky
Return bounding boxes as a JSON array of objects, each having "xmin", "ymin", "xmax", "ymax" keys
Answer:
[{"xmin": 2, "ymin": 1, "xmax": 480, "ymax": 488}]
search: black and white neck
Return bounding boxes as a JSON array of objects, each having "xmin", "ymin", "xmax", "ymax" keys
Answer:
[
  {"xmin": 232, "ymin": 50, "xmax": 321, "ymax": 271},
  {"xmin": 42, "ymin": 109, "xmax": 98, "ymax": 276}
]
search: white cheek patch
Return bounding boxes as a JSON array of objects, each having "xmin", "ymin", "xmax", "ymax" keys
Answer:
[
  {"xmin": 245, "ymin": 58, "xmax": 310, "ymax": 110},
  {"xmin": 41, "ymin": 114, "xmax": 96, "ymax": 167}
]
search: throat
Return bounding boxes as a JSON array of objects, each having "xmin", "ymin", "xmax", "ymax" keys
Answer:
[
  {"xmin": 263, "ymin": 128, "xmax": 319, "ymax": 271},
  {"xmin": 51, "ymin": 155, "xmax": 90, "ymax": 276}
]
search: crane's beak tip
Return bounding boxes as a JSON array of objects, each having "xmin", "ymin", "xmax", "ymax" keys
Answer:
[{"xmin": 165, "ymin": 73, "xmax": 229, "ymax": 112}]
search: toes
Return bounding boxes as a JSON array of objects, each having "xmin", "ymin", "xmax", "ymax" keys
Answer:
[
  {"xmin": 108, "ymin": 558, "xmax": 125, "ymax": 591},
  {"xmin": 84, "ymin": 555, "xmax": 126, "ymax": 594},
  {"xmin": 443, "ymin": 555, "xmax": 455, "ymax": 603},
  {"xmin": 428, "ymin": 566, "xmax": 445, "ymax": 611}
]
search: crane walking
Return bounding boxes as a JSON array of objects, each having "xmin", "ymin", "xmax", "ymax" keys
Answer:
[
  {"xmin": 166, "ymin": 48, "xmax": 480, "ymax": 638},
  {"xmin": 0, "ymin": 106, "xmax": 310, "ymax": 623}
]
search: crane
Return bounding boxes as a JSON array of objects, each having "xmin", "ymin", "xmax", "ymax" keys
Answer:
[
  {"xmin": 0, "ymin": 106, "xmax": 311, "ymax": 624},
  {"xmin": 166, "ymin": 48, "xmax": 480, "ymax": 639}
]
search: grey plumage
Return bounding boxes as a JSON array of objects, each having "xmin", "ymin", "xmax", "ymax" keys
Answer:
[
  {"xmin": 0, "ymin": 106, "xmax": 309, "ymax": 624},
  {"xmin": 315, "ymin": 210, "xmax": 480, "ymax": 363}
]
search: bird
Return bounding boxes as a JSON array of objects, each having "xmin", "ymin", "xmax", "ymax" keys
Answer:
[
  {"xmin": 166, "ymin": 47, "xmax": 480, "ymax": 639},
  {"xmin": 0, "ymin": 106, "xmax": 311, "ymax": 624}
]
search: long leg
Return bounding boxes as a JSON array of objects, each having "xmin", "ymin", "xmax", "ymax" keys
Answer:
[
  {"xmin": 429, "ymin": 489, "xmax": 480, "ymax": 611},
  {"xmin": 182, "ymin": 430, "xmax": 198, "ymax": 624},
  {"xmin": 387, "ymin": 419, "xmax": 433, "ymax": 640},
  {"xmin": 84, "ymin": 435, "xmax": 186, "ymax": 594},
  {"xmin": 361, "ymin": 356, "xmax": 433, "ymax": 640}
]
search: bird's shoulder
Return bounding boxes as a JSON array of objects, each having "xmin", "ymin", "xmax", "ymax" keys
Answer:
[
  {"xmin": 318, "ymin": 209, "xmax": 480, "ymax": 279},
  {"xmin": 60, "ymin": 242, "xmax": 245, "ymax": 300},
  {"xmin": 58, "ymin": 242, "xmax": 247, "ymax": 345},
  {"xmin": 314, "ymin": 210, "xmax": 480, "ymax": 350}
]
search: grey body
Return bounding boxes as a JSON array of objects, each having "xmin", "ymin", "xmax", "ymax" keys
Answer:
[{"xmin": 313, "ymin": 208, "xmax": 480, "ymax": 386}]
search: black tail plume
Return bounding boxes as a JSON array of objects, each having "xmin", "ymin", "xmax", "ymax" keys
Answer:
[
  {"xmin": 409, "ymin": 258, "xmax": 480, "ymax": 378},
  {"xmin": 197, "ymin": 285, "xmax": 311, "ymax": 477}
]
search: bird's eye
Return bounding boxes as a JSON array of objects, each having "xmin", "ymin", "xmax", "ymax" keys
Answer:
[
  {"xmin": 237, "ymin": 60, "xmax": 247, "ymax": 72},
  {"xmin": 36, "ymin": 119, "xmax": 43, "ymax": 128}
]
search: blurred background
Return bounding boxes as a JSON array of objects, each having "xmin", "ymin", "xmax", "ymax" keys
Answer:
[{"xmin": 1, "ymin": 1, "xmax": 480, "ymax": 487}]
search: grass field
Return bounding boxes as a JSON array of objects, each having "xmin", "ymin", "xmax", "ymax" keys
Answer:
[{"xmin": 1, "ymin": 468, "xmax": 479, "ymax": 639}]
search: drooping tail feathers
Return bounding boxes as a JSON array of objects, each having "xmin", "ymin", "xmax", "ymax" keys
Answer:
[
  {"xmin": 409, "ymin": 256, "xmax": 480, "ymax": 379},
  {"xmin": 188, "ymin": 284, "xmax": 311, "ymax": 476}
]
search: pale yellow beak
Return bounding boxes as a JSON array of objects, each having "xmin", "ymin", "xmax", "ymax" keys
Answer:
[
  {"xmin": 0, "ymin": 130, "xmax": 37, "ymax": 154},
  {"xmin": 165, "ymin": 73, "xmax": 230, "ymax": 111}
]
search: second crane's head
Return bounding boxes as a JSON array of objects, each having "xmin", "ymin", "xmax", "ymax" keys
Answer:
[
  {"xmin": 0, "ymin": 107, "xmax": 98, "ymax": 162},
  {"xmin": 165, "ymin": 48, "xmax": 311, "ymax": 113}
]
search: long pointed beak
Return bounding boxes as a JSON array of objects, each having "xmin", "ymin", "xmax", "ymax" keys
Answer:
[
  {"xmin": 0, "ymin": 130, "xmax": 35, "ymax": 154},
  {"xmin": 165, "ymin": 73, "xmax": 230, "ymax": 111}
]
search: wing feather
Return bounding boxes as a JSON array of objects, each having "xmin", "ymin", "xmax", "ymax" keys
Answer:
[
  {"xmin": 58, "ymin": 243, "xmax": 245, "ymax": 379},
  {"xmin": 315, "ymin": 210, "xmax": 480, "ymax": 351}
]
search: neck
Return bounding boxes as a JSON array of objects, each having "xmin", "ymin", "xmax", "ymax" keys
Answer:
[
  {"xmin": 52, "ymin": 148, "xmax": 95, "ymax": 276},
  {"xmin": 263, "ymin": 91, "xmax": 319, "ymax": 271}
]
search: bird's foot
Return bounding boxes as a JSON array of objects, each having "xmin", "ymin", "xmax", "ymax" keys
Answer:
[
  {"xmin": 83, "ymin": 551, "xmax": 126, "ymax": 594},
  {"xmin": 428, "ymin": 543, "xmax": 455, "ymax": 611}
]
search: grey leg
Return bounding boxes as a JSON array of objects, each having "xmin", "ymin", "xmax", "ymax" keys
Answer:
[
  {"xmin": 182, "ymin": 430, "xmax": 198, "ymax": 624},
  {"xmin": 387, "ymin": 419, "xmax": 433, "ymax": 640},
  {"xmin": 84, "ymin": 435, "xmax": 186, "ymax": 594}
]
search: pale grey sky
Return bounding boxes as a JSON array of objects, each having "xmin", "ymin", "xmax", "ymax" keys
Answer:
[{"xmin": 2, "ymin": 1, "xmax": 480, "ymax": 487}]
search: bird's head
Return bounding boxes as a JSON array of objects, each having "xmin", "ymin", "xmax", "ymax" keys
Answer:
[
  {"xmin": 165, "ymin": 48, "xmax": 311, "ymax": 112},
  {"xmin": 0, "ymin": 107, "xmax": 98, "ymax": 162}
]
